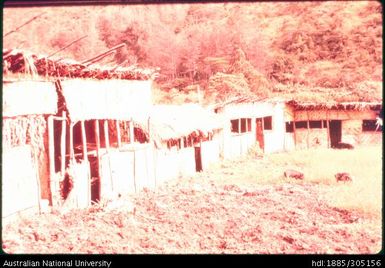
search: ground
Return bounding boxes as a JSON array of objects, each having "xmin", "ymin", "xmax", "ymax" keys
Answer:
[{"xmin": 2, "ymin": 146, "xmax": 382, "ymax": 254}]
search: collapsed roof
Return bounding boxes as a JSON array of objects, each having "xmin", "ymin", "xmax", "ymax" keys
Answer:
[{"xmin": 3, "ymin": 48, "xmax": 158, "ymax": 80}]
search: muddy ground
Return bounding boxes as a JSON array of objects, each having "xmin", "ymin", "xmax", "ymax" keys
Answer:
[{"xmin": 2, "ymin": 177, "xmax": 381, "ymax": 254}]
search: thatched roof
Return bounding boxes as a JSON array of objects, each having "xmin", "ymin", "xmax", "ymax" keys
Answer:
[
  {"xmin": 211, "ymin": 95, "xmax": 284, "ymax": 110},
  {"xmin": 3, "ymin": 80, "xmax": 58, "ymax": 117},
  {"xmin": 287, "ymin": 100, "xmax": 382, "ymax": 111},
  {"xmin": 3, "ymin": 48, "xmax": 158, "ymax": 80},
  {"xmin": 58, "ymin": 79, "xmax": 152, "ymax": 122},
  {"xmin": 147, "ymin": 104, "xmax": 224, "ymax": 146}
]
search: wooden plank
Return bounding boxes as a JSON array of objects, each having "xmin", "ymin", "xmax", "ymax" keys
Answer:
[
  {"xmin": 306, "ymin": 111, "xmax": 310, "ymax": 149},
  {"xmin": 104, "ymin": 120, "xmax": 110, "ymax": 151},
  {"xmin": 69, "ymin": 122, "xmax": 75, "ymax": 160},
  {"xmin": 94, "ymin": 120, "xmax": 101, "ymax": 159},
  {"xmin": 47, "ymin": 115, "xmax": 55, "ymax": 195},
  {"xmin": 60, "ymin": 112, "xmax": 67, "ymax": 176},
  {"xmin": 81, "ymin": 120, "xmax": 87, "ymax": 160},
  {"xmin": 326, "ymin": 115, "xmax": 331, "ymax": 148},
  {"xmin": 116, "ymin": 120, "xmax": 122, "ymax": 148}
]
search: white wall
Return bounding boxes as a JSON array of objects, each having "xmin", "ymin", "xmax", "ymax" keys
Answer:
[{"xmin": 264, "ymin": 102, "xmax": 286, "ymax": 153}]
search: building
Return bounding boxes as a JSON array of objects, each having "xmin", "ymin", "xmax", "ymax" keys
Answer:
[{"xmin": 285, "ymin": 101, "xmax": 383, "ymax": 150}]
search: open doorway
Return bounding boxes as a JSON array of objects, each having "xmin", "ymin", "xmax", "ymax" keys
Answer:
[
  {"xmin": 195, "ymin": 146, "xmax": 202, "ymax": 172},
  {"xmin": 329, "ymin": 120, "xmax": 342, "ymax": 148},
  {"xmin": 256, "ymin": 118, "xmax": 264, "ymax": 151}
]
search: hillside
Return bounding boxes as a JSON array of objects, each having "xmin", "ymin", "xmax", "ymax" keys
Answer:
[{"xmin": 3, "ymin": 2, "xmax": 383, "ymax": 104}]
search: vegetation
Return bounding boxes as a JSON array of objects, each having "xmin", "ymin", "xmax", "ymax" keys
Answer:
[
  {"xmin": 201, "ymin": 145, "xmax": 382, "ymax": 218},
  {"xmin": 3, "ymin": 2, "xmax": 382, "ymax": 103}
]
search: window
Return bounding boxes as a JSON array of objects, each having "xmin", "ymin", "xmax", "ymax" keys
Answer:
[
  {"xmin": 362, "ymin": 120, "xmax": 382, "ymax": 132},
  {"xmin": 247, "ymin": 118, "xmax": 252, "ymax": 132},
  {"xmin": 231, "ymin": 119, "xmax": 239, "ymax": 133},
  {"xmin": 309, "ymin": 120, "xmax": 322, "ymax": 128},
  {"xmin": 263, "ymin": 116, "xmax": 272, "ymax": 130},
  {"xmin": 286, "ymin": 121, "xmax": 294, "ymax": 133},
  {"xmin": 295, "ymin": 121, "xmax": 307, "ymax": 129},
  {"xmin": 240, "ymin": 118, "xmax": 247, "ymax": 133},
  {"xmin": 322, "ymin": 120, "xmax": 328, "ymax": 128}
]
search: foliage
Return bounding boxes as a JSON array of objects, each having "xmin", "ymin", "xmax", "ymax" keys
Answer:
[{"xmin": 3, "ymin": 2, "xmax": 382, "ymax": 103}]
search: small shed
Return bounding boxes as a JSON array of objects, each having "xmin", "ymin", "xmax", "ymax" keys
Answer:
[
  {"xmin": 2, "ymin": 79, "xmax": 58, "ymax": 220},
  {"xmin": 213, "ymin": 97, "xmax": 287, "ymax": 157},
  {"xmin": 285, "ymin": 101, "xmax": 383, "ymax": 149}
]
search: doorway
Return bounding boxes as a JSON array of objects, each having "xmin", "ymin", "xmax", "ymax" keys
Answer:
[
  {"xmin": 256, "ymin": 118, "xmax": 264, "ymax": 151},
  {"xmin": 329, "ymin": 120, "xmax": 342, "ymax": 148},
  {"xmin": 194, "ymin": 146, "xmax": 202, "ymax": 172}
]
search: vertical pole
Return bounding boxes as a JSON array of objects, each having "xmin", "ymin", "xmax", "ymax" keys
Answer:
[
  {"xmin": 116, "ymin": 120, "xmax": 121, "ymax": 148},
  {"xmin": 148, "ymin": 117, "xmax": 151, "ymax": 144},
  {"xmin": 104, "ymin": 120, "xmax": 110, "ymax": 151},
  {"xmin": 326, "ymin": 116, "xmax": 331, "ymax": 148},
  {"xmin": 80, "ymin": 120, "xmax": 90, "ymax": 206},
  {"xmin": 47, "ymin": 115, "xmax": 55, "ymax": 198},
  {"xmin": 60, "ymin": 112, "xmax": 66, "ymax": 176},
  {"xmin": 94, "ymin": 120, "xmax": 101, "ymax": 199},
  {"xmin": 129, "ymin": 119, "xmax": 135, "ymax": 144},
  {"xmin": 95, "ymin": 120, "xmax": 101, "ymax": 159},
  {"xmin": 306, "ymin": 111, "xmax": 310, "ymax": 149},
  {"xmin": 69, "ymin": 122, "xmax": 74, "ymax": 161},
  {"xmin": 81, "ymin": 121, "xmax": 87, "ymax": 161}
]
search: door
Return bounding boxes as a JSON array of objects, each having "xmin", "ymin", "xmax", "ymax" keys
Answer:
[
  {"xmin": 256, "ymin": 118, "xmax": 264, "ymax": 150},
  {"xmin": 194, "ymin": 146, "xmax": 202, "ymax": 172},
  {"xmin": 329, "ymin": 120, "xmax": 342, "ymax": 148}
]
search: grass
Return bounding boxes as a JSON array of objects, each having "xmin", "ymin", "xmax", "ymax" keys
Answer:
[{"xmin": 198, "ymin": 145, "xmax": 383, "ymax": 218}]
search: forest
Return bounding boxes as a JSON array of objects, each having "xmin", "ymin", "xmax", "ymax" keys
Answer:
[{"xmin": 3, "ymin": 1, "xmax": 382, "ymax": 104}]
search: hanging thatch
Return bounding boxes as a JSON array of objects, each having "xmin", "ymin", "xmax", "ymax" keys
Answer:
[
  {"xmin": 146, "ymin": 104, "xmax": 224, "ymax": 147},
  {"xmin": 287, "ymin": 100, "xmax": 382, "ymax": 111},
  {"xmin": 3, "ymin": 48, "xmax": 158, "ymax": 81}
]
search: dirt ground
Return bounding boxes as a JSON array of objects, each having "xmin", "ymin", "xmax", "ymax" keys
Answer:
[{"xmin": 2, "ymin": 176, "xmax": 381, "ymax": 254}]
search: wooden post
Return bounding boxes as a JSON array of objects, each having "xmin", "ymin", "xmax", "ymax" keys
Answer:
[
  {"xmin": 48, "ymin": 115, "xmax": 55, "ymax": 187},
  {"xmin": 238, "ymin": 118, "xmax": 241, "ymax": 134},
  {"xmin": 47, "ymin": 35, "xmax": 88, "ymax": 58},
  {"xmin": 129, "ymin": 119, "xmax": 134, "ymax": 144},
  {"xmin": 69, "ymin": 122, "xmax": 74, "ymax": 161},
  {"xmin": 148, "ymin": 117, "xmax": 151, "ymax": 144},
  {"xmin": 116, "ymin": 120, "xmax": 122, "ymax": 148},
  {"xmin": 4, "ymin": 12, "xmax": 46, "ymax": 38},
  {"xmin": 94, "ymin": 120, "xmax": 101, "ymax": 161},
  {"xmin": 81, "ymin": 120, "xmax": 87, "ymax": 160},
  {"xmin": 94, "ymin": 120, "xmax": 101, "ymax": 200},
  {"xmin": 245, "ymin": 118, "xmax": 248, "ymax": 133},
  {"xmin": 104, "ymin": 120, "xmax": 110, "ymax": 151},
  {"xmin": 306, "ymin": 111, "xmax": 310, "ymax": 149},
  {"xmin": 60, "ymin": 112, "xmax": 67, "ymax": 176},
  {"xmin": 326, "ymin": 114, "xmax": 331, "ymax": 148},
  {"xmin": 293, "ymin": 120, "xmax": 297, "ymax": 148}
]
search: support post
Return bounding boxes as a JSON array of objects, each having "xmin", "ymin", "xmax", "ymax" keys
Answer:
[
  {"xmin": 60, "ymin": 112, "xmax": 66, "ymax": 176},
  {"xmin": 129, "ymin": 119, "xmax": 134, "ymax": 144},
  {"xmin": 104, "ymin": 120, "xmax": 110, "ymax": 151},
  {"xmin": 69, "ymin": 122, "xmax": 74, "ymax": 161},
  {"xmin": 81, "ymin": 120, "xmax": 87, "ymax": 160},
  {"xmin": 306, "ymin": 111, "xmax": 310, "ymax": 149},
  {"xmin": 326, "ymin": 117, "xmax": 331, "ymax": 148},
  {"xmin": 48, "ymin": 115, "xmax": 55, "ymax": 188},
  {"xmin": 116, "ymin": 120, "xmax": 121, "ymax": 148}
]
